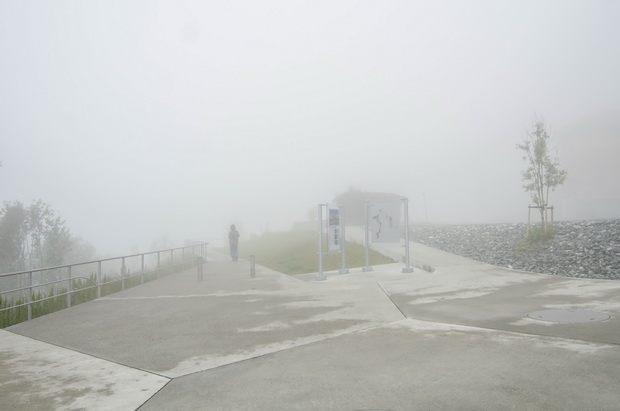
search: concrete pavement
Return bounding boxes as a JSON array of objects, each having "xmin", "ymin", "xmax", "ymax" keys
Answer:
[{"xmin": 2, "ymin": 239, "xmax": 620, "ymax": 410}]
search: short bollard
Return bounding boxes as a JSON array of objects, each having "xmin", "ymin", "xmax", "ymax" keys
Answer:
[{"xmin": 250, "ymin": 255, "xmax": 256, "ymax": 278}]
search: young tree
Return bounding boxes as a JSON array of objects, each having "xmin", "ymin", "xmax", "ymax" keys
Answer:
[{"xmin": 517, "ymin": 118, "xmax": 567, "ymax": 231}]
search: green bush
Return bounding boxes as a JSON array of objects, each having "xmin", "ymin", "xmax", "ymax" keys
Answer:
[
  {"xmin": 525, "ymin": 226, "xmax": 557, "ymax": 243},
  {"xmin": 515, "ymin": 225, "xmax": 558, "ymax": 253}
]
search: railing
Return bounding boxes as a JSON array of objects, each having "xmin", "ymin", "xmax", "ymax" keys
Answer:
[{"xmin": 0, "ymin": 242, "xmax": 207, "ymax": 327}]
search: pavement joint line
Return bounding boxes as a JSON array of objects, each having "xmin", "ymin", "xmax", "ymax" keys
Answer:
[
  {"xmin": 377, "ymin": 282, "xmax": 408, "ymax": 320},
  {"xmin": 163, "ymin": 321, "xmax": 411, "ymax": 379},
  {"xmin": 15, "ymin": 329, "xmax": 177, "ymax": 382},
  {"xmin": 136, "ymin": 380, "xmax": 173, "ymax": 411},
  {"xmin": 396, "ymin": 317, "xmax": 620, "ymax": 349},
  {"xmin": 3, "ymin": 328, "xmax": 173, "ymax": 381}
]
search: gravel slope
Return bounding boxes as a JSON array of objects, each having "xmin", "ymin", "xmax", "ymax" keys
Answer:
[{"xmin": 411, "ymin": 220, "xmax": 620, "ymax": 280}]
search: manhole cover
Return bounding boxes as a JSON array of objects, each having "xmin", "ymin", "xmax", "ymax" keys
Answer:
[{"xmin": 528, "ymin": 309, "xmax": 610, "ymax": 323}]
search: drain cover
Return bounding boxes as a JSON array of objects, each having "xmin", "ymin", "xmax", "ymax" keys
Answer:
[{"xmin": 528, "ymin": 309, "xmax": 610, "ymax": 323}]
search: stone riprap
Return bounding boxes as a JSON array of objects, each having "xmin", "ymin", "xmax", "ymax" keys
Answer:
[{"xmin": 411, "ymin": 219, "xmax": 620, "ymax": 280}]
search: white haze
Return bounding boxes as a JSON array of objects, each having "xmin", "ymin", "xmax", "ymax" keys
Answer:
[{"xmin": 1, "ymin": 1, "xmax": 619, "ymax": 255}]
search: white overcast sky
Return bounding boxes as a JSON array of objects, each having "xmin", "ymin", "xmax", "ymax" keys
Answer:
[{"xmin": 1, "ymin": 1, "xmax": 619, "ymax": 255}]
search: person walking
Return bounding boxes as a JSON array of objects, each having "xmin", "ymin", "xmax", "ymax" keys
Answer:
[{"xmin": 228, "ymin": 224, "xmax": 240, "ymax": 261}]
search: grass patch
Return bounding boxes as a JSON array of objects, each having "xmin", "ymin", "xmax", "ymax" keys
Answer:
[
  {"xmin": 227, "ymin": 230, "xmax": 395, "ymax": 275},
  {"xmin": 516, "ymin": 225, "xmax": 558, "ymax": 252}
]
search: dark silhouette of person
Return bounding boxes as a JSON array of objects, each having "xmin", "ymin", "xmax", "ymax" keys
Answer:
[{"xmin": 228, "ymin": 224, "xmax": 240, "ymax": 261}]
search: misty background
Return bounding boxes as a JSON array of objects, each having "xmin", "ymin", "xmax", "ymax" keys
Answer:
[{"xmin": 1, "ymin": 1, "xmax": 619, "ymax": 256}]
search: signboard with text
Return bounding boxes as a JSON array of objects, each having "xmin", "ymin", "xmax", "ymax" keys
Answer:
[{"xmin": 328, "ymin": 205, "xmax": 341, "ymax": 252}]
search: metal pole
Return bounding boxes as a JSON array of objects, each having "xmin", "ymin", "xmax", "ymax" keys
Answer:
[
  {"xmin": 402, "ymin": 198, "xmax": 413, "ymax": 273},
  {"xmin": 339, "ymin": 205, "xmax": 349, "ymax": 274},
  {"xmin": 97, "ymin": 261, "xmax": 101, "ymax": 299},
  {"xmin": 121, "ymin": 257, "xmax": 126, "ymax": 291},
  {"xmin": 363, "ymin": 200, "xmax": 373, "ymax": 272},
  {"xmin": 67, "ymin": 266, "xmax": 72, "ymax": 308},
  {"xmin": 315, "ymin": 204, "xmax": 326, "ymax": 281},
  {"xmin": 157, "ymin": 252, "xmax": 161, "ymax": 279},
  {"xmin": 27, "ymin": 271, "xmax": 32, "ymax": 321},
  {"xmin": 141, "ymin": 254, "xmax": 145, "ymax": 284},
  {"xmin": 250, "ymin": 255, "xmax": 256, "ymax": 278},
  {"xmin": 197, "ymin": 256, "xmax": 203, "ymax": 281}
]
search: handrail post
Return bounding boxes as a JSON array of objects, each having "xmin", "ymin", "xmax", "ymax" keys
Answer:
[
  {"xmin": 121, "ymin": 257, "xmax": 126, "ymax": 291},
  {"xmin": 141, "ymin": 254, "xmax": 145, "ymax": 284},
  {"xmin": 67, "ymin": 266, "xmax": 72, "ymax": 308},
  {"xmin": 157, "ymin": 252, "xmax": 161, "ymax": 279},
  {"xmin": 27, "ymin": 271, "xmax": 33, "ymax": 321},
  {"xmin": 97, "ymin": 261, "xmax": 101, "ymax": 299}
]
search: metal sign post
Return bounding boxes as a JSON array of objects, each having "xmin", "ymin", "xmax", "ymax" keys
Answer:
[
  {"xmin": 317, "ymin": 203, "xmax": 348, "ymax": 280},
  {"xmin": 338, "ymin": 205, "xmax": 349, "ymax": 274},
  {"xmin": 362, "ymin": 200, "xmax": 373, "ymax": 272},
  {"xmin": 402, "ymin": 197, "xmax": 414, "ymax": 273},
  {"xmin": 315, "ymin": 203, "xmax": 327, "ymax": 281}
]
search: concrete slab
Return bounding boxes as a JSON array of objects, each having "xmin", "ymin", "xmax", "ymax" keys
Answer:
[
  {"xmin": 6, "ymin": 255, "xmax": 405, "ymax": 378},
  {"xmin": 381, "ymin": 265, "xmax": 620, "ymax": 344},
  {"xmin": 139, "ymin": 319, "xmax": 620, "ymax": 411},
  {"xmin": 3, "ymin": 243, "xmax": 620, "ymax": 410},
  {"xmin": 0, "ymin": 330, "xmax": 169, "ymax": 411}
]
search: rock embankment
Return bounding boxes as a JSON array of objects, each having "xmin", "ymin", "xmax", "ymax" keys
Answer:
[{"xmin": 412, "ymin": 220, "xmax": 620, "ymax": 280}]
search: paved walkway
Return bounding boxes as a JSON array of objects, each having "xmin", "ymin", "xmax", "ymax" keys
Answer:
[{"xmin": 2, "ymin": 237, "xmax": 620, "ymax": 410}]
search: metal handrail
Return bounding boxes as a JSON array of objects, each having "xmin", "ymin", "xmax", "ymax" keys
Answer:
[
  {"xmin": 0, "ymin": 276, "xmax": 96, "ymax": 296},
  {"xmin": 1, "ymin": 276, "xmax": 96, "ymax": 310},
  {"xmin": 0, "ymin": 242, "xmax": 207, "ymax": 325},
  {"xmin": 0, "ymin": 243, "xmax": 207, "ymax": 278}
]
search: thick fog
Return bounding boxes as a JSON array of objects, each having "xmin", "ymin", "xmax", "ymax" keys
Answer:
[{"xmin": 1, "ymin": 1, "xmax": 619, "ymax": 255}]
